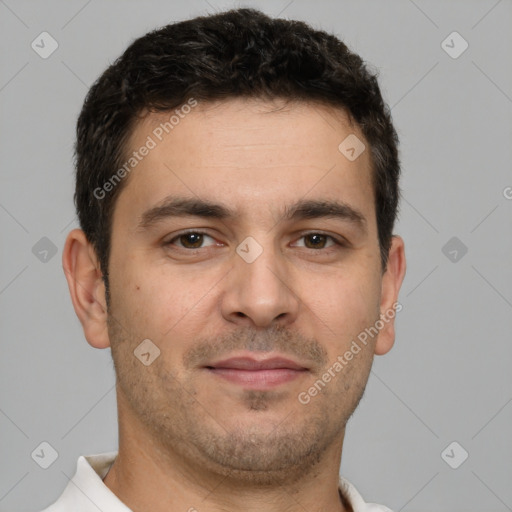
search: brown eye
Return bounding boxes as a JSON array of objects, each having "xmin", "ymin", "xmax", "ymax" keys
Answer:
[
  {"xmin": 166, "ymin": 231, "xmax": 216, "ymax": 249},
  {"xmin": 178, "ymin": 233, "xmax": 204, "ymax": 248},
  {"xmin": 293, "ymin": 233, "xmax": 340, "ymax": 250},
  {"xmin": 303, "ymin": 233, "xmax": 329, "ymax": 249}
]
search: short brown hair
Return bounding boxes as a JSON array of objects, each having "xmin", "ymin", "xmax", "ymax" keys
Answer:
[{"xmin": 74, "ymin": 7, "xmax": 401, "ymax": 305}]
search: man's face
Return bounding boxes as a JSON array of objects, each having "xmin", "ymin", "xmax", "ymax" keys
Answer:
[{"xmin": 104, "ymin": 98, "xmax": 392, "ymax": 484}]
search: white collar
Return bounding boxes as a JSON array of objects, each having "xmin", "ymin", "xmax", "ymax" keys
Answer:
[{"xmin": 41, "ymin": 451, "xmax": 392, "ymax": 512}]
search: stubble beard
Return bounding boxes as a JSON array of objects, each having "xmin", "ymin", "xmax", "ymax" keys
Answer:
[{"xmin": 107, "ymin": 311, "xmax": 373, "ymax": 487}]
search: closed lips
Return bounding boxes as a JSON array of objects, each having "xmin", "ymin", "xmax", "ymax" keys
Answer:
[{"xmin": 205, "ymin": 357, "xmax": 307, "ymax": 371}]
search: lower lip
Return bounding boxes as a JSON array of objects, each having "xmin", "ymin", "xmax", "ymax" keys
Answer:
[{"xmin": 206, "ymin": 368, "xmax": 307, "ymax": 389}]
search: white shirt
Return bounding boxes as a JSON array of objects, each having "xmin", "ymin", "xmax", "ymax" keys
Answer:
[{"xmin": 39, "ymin": 452, "xmax": 393, "ymax": 512}]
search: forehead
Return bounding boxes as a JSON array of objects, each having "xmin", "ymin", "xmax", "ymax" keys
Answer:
[{"xmin": 114, "ymin": 98, "xmax": 375, "ymax": 228}]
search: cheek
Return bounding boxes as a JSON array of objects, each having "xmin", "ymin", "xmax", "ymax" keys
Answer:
[
  {"xmin": 116, "ymin": 261, "xmax": 215, "ymax": 345},
  {"xmin": 108, "ymin": 257, "xmax": 168, "ymax": 338},
  {"xmin": 304, "ymin": 267, "xmax": 380, "ymax": 334}
]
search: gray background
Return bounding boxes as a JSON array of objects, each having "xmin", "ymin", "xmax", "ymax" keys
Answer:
[{"xmin": 1, "ymin": 0, "xmax": 511, "ymax": 511}]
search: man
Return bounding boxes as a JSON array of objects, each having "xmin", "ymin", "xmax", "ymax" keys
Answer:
[{"xmin": 49, "ymin": 7, "xmax": 406, "ymax": 512}]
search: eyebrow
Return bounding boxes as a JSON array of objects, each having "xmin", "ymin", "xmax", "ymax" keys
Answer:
[{"xmin": 136, "ymin": 195, "xmax": 367, "ymax": 234}]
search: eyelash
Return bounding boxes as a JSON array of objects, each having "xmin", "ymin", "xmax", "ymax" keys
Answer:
[{"xmin": 164, "ymin": 230, "xmax": 347, "ymax": 252}]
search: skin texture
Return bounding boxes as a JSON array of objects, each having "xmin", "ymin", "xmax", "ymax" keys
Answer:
[{"xmin": 63, "ymin": 98, "xmax": 406, "ymax": 512}]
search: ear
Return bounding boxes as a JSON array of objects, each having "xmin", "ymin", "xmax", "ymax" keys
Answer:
[
  {"xmin": 62, "ymin": 228, "xmax": 110, "ymax": 349},
  {"xmin": 374, "ymin": 235, "xmax": 406, "ymax": 356}
]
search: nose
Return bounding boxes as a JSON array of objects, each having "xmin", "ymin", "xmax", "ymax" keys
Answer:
[{"xmin": 220, "ymin": 236, "xmax": 300, "ymax": 328}]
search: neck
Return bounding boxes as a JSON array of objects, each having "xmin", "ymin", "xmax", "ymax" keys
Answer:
[{"xmin": 103, "ymin": 388, "xmax": 350, "ymax": 512}]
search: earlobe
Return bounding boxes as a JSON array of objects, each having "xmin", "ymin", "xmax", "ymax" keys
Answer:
[
  {"xmin": 62, "ymin": 228, "xmax": 111, "ymax": 349},
  {"xmin": 374, "ymin": 235, "xmax": 406, "ymax": 356}
]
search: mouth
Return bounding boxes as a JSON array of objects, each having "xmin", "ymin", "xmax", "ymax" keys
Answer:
[{"xmin": 202, "ymin": 355, "xmax": 309, "ymax": 389}]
